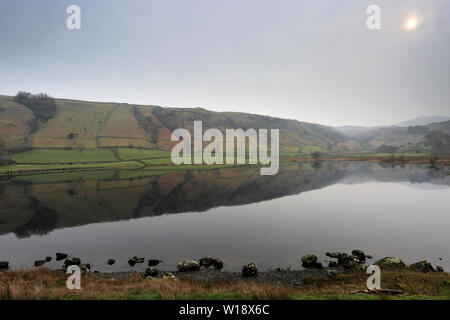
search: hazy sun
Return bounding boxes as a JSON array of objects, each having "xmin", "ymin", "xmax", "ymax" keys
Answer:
[{"xmin": 405, "ymin": 17, "xmax": 418, "ymax": 30}]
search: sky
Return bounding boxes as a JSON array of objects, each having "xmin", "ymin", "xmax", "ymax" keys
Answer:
[{"xmin": 0, "ymin": 0, "xmax": 449, "ymax": 126}]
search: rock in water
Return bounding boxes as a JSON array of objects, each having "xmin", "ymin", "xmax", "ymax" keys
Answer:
[
  {"xmin": 0, "ymin": 261, "xmax": 9, "ymax": 270},
  {"xmin": 409, "ymin": 261, "xmax": 435, "ymax": 273},
  {"xmin": 242, "ymin": 263, "xmax": 258, "ymax": 277},
  {"xmin": 34, "ymin": 260, "xmax": 46, "ymax": 267},
  {"xmin": 56, "ymin": 253, "xmax": 68, "ymax": 261},
  {"xmin": 212, "ymin": 258, "xmax": 224, "ymax": 270},
  {"xmin": 135, "ymin": 257, "xmax": 145, "ymax": 264},
  {"xmin": 177, "ymin": 260, "xmax": 200, "ymax": 272},
  {"xmin": 45, "ymin": 257, "xmax": 52, "ymax": 262},
  {"xmin": 325, "ymin": 252, "xmax": 340, "ymax": 259},
  {"xmin": 64, "ymin": 256, "xmax": 81, "ymax": 267},
  {"xmin": 107, "ymin": 259, "xmax": 116, "ymax": 265},
  {"xmin": 129, "ymin": 256, "xmax": 144, "ymax": 265},
  {"xmin": 144, "ymin": 268, "xmax": 158, "ymax": 278},
  {"xmin": 351, "ymin": 249, "xmax": 366, "ymax": 262},
  {"xmin": 148, "ymin": 259, "xmax": 162, "ymax": 267},
  {"xmin": 301, "ymin": 254, "xmax": 322, "ymax": 268},
  {"xmin": 375, "ymin": 257, "xmax": 406, "ymax": 268},
  {"xmin": 199, "ymin": 257, "xmax": 214, "ymax": 268}
]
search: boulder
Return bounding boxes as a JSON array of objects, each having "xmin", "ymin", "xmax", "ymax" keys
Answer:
[
  {"xmin": 327, "ymin": 270, "xmax": 338, "ymax": 278},
  {"xmin": 409, "ymin": 261, "xmax": 435, "ymax": 273},
  {"xmin": 45, "ymin": 256, "xmax": 52, "ymax": 262},
  {"xmin": 64, "ymin": 256, "xmax": 81, "ymax": 267},
  {"xmin": 0, "ymin": 261, "xmax": 9, "ymax": 270},
  {"xmin": 163, "ymin": 272, "xmax": 176, "ymax": 280},
  {"xmin": 302, "ymin": 254, "xmax": 323, "ymax": 269},
  {"xmin": 177, "ymin": 260, "xmax": 200, "ymax": 272},
  {"xmin": 129, "ymin": 256, "xmax": 144, "ymax": 265},
  {"xmin": 242, "ymin": 263, "xmax": 258, "ymax": 277},
  {"xmin": 375, "ymin": 257, "xmax": 406, "ymax": 268},
  {"xmin": 56, "ymin": 253, "xmax": 68, "ymax": 261},
  {"xmin": 351, "ymin": 249, "xmax": 366, "ymax": 262},
  {"xmin": 199, "ymin": 257, "xmax": 214, "ymax": 268},
  {"xmin": 301, "ymin": 254, "xmax": 316, "ymax": 267},
  {"xmin": 79, "ymin": 264, "xmax": 90, "ymax": 274},
  {"xmin": 325, "ymin": 252, "xmax": 340, "ymax": 259},
  {"xmin": 436, "ymin": 265, "xmax": 444, "ymax": 272},
  {"xmin": 337, "ymin": 253, "xmax": 359, "ymax": 269},
  {"xmin": 144, "ymin": 267, "xmax": 158, "ymax": 278},
  {"xmin": 148, "ymin": 259, "xmax": 162, "ymax": 267},
  {"xmin": 107, "ymin": 259, "xmax": 116, "ymax": 265},
  {"xmin": 34, "ymin": 260, "xmax": 46, "ymax": 267},
  {"xmin": 328, "ymin": 261, "xmax": 338, "ymax": 268},
  {"xmin": 212, "ymin": 258, "xmax": 224, "ymax": 270},
  {"xmin": 135, "ymin": 257, "xmax": 145, "ymax": 264}
]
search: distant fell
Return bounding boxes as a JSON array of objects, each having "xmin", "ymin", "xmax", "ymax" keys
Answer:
[{"xmin": 392, "ymin": 116, "xmax": 450, "ymax": 127}]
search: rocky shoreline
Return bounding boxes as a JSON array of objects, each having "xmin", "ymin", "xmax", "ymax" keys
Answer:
[
  {"xmin": 91, "ymin": 267, "xmax": 339, "ymax": 286},
  {"xmin": 1, "ymin": 249, "xmax": 446, "ymax": 287}
]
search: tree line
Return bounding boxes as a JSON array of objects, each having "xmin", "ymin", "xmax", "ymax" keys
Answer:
[
  {"xmin": 425, "ymin": 131, "xmax": 450, "ymax": 153},
  {"xmin": 14, "ymin": 91, "xmax": 57, "ymax": 122}
]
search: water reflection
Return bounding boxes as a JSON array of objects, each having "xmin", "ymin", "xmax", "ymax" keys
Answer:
[{"xmin": 1, "ymin": 162, "xmax": 448, "ymax": 238}]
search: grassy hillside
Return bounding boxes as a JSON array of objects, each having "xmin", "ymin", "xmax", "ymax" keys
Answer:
[
  {"xmin": 0, "ymin": 95, "xmax": 348, "ymax": 161},
  {"xmin": 357, "ymin": 127, "xmax": 426, "ymax": 149},
  {"xmin": 2, "ymin": 93, "xmax": 447, "ymax": 160},
  {"xmin": 342, "ymin": 120, "xmax": 450, "ymax": 153},
  {"xmin": 0, "ymin": 96, "xmax": 35, "ymax": 152}
]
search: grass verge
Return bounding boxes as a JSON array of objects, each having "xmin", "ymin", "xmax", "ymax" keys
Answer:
[{"xmin": 0, "ymin": 268, "xmax": 448, "ymax": 300}]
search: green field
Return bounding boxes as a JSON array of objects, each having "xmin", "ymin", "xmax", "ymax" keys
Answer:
[
  {"xmin": 1, "ymin": 146, "xmax": 446, "ymax": 178},
  {"xmin": 117, "ymin": 148, "xmax": 171, "ymax": 160},
  {"xmin": 0, "ymin": 160, "xmax": 143, "ymax": 175},
  {"xmin": 10, "ymin": 148, "xmax": 174, "ymax": 164},
  {"xmin": 12, "ymin": 149, "xmax": 119, "ymax": 163}
]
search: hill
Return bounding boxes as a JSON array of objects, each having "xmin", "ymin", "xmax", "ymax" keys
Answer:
[
  {"xmin": 335, "ymin": 125, "xmax": 382, "ymax": 138},
  {"xmin": 392, "ymin": 116, "xmax": 450, "ymax": 127},
  {"xmin": 427, "ymin": 120, "xmax": 450, "ymax": 134},
  {"xmin": 0, "ymin": 95, "xmax": 348, "ymax": 157},
  {"xmin": 344, "ymin": 120, "xmax": 450, "ymax": 153},
  {"xmin": 2, "ymin": 93, "xmax": 449, "ymax": 159}
]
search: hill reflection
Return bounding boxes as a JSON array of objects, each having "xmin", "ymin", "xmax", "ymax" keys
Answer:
[{"xmin": 1, "ymin": 162, "xmax": 448, "ymax": 238}]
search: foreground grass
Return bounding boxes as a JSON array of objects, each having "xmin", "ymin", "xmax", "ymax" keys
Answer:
[{"xmin": 0, "ymin": 268, "xmax": 448, "ymax": 300}]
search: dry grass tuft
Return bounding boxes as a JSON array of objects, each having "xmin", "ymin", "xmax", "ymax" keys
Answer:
[{"xmin": 0, "ymin": 267, "xmax": 448, "ymax": 300}]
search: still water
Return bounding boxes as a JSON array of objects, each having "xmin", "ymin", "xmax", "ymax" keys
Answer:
[{"xmin": 1, "ymin": 162, "xmax": 449, "ymax": 271}]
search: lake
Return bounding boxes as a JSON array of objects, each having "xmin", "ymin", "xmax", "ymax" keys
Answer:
[{"xmin": 1, "ymin": 161, "xmax": 449, "ymax": 272}]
